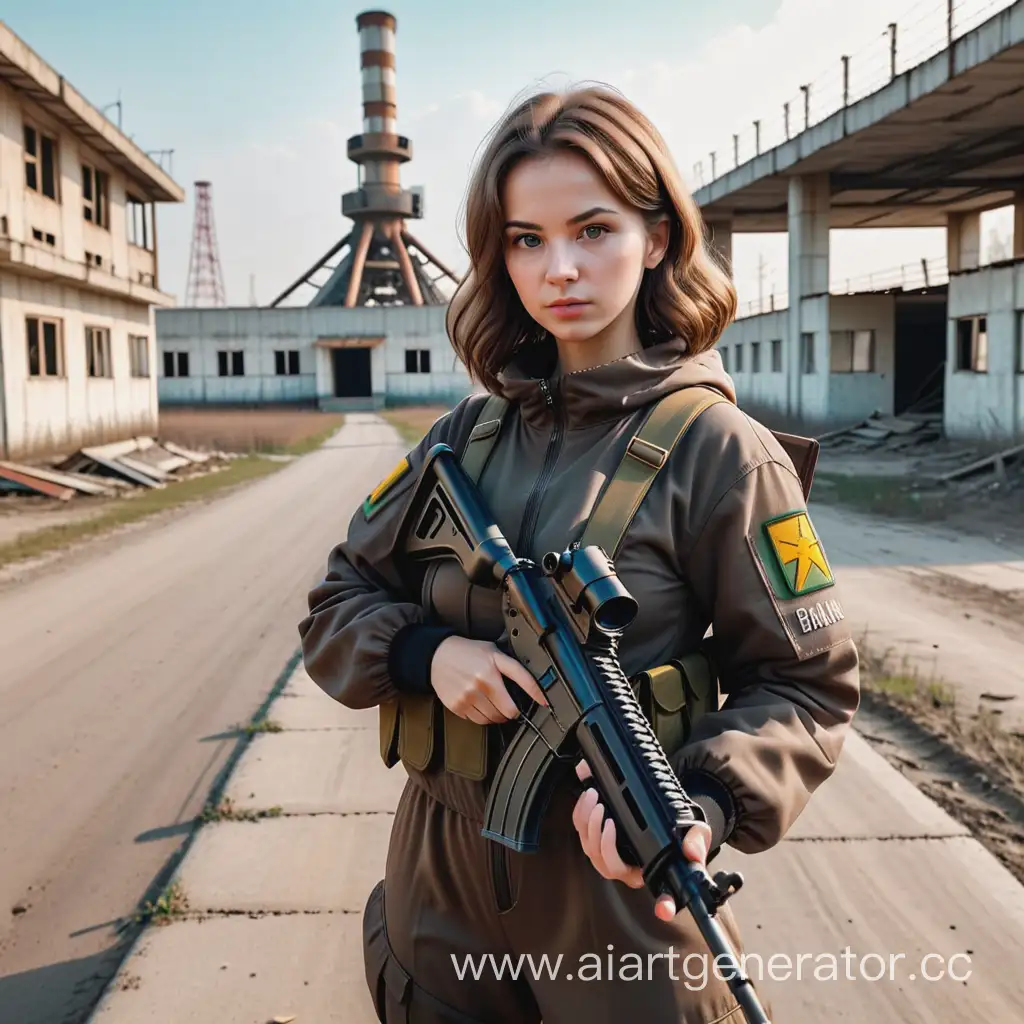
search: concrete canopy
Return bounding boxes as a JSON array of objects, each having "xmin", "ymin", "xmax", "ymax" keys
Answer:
[{"xmin": 695, "ymin": 2, "xmax": 1024, "ymax": 231}]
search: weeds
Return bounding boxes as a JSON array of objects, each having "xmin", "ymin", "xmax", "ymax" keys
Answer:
[
  {"xmin": 199, "ymin": 798, "xmax": 283, "ymax": 823},
  {"xmin": 242, "ymin": 718, "xmax": 284, "ymax": 736},
  {"xmin": 136, "ymin": 881, "xmax": 189, "ymax": 927}
]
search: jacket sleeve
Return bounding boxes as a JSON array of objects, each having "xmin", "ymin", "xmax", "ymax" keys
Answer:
[
  {"xmin": 297, "ymin": 408, "xmax": 464, "ymax": 710},
  {"xmin": 669, "ymin": 410, "xmax": 861, "ymax": 857}
]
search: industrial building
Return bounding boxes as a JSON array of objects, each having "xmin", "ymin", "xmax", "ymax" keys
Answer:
[
  {"xmin": 695, "ymin": 0, "xmax": 1024, "ymax": 440},
  {"xmin": 157, "ymin": 10, "xmax": 473, "ymax": 412},
  {"xmin": 0, "ymin": 21, "xmax": 183, "ymax": 460}
]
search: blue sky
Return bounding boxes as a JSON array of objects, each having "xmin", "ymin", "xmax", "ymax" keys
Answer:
[{"xmin": 3, "ymin": 0, "xmax": 1009, "ymax": 307}]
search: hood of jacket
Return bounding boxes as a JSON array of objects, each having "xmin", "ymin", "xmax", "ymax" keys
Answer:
[{"xmin": 495, "ymin": 334, "xmax": 737, "ymax": 430}]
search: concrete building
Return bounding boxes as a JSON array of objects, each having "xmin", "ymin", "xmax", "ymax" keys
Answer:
[
  {"xmin": 695, "ymin": 0, "xmax": 1024, "ymax": 440},
  {"xmin": 155, "ymin": 303, "xmax": 473, "ymax": 410},
  {"xmin": 0, "ymin": 22, "xmax": 183, "ymax": 460},
  {"xmin": 157, "ymin": 10, "xmax": 470, "ymax": 413}
]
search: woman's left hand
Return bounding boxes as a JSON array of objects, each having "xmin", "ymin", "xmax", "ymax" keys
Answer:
[{"xmin": 571, "ymin": 759, "xmax": 713, "ymax": 922}]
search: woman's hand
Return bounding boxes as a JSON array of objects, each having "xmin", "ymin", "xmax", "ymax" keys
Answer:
[
  {"xmin": 571, "ymin": 759, "xmax": 713, "ymax": 921},
  {"xmin": 430, "ymin": 635, "xmax": 548, "ymax": 724}
]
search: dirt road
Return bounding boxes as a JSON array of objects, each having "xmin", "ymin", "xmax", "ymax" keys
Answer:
[
  {"xmin": 0, "ymin": 416, "xmax": 403, "ymax": 1024},
  {"xmin": 810, "ymin": 502, "xmax": 1024, "ymax": 728}
]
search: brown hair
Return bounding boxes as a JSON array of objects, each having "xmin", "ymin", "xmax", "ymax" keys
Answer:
[{"xmin": 446, "ymin": 85, "xmax": 737, "ymax": 393}]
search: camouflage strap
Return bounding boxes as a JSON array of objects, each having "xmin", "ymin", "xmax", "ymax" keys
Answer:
[{"xmin": 579, "ymin": 386, "xmax": 730, "ymax": 561}]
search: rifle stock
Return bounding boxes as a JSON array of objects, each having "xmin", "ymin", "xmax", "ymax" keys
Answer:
[{"xmin": 396, "ymin": 443, "xmax": 770, "ymax": 1024}]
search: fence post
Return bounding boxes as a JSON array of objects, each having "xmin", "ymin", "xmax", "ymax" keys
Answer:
[
  {"xmin": 801, "ymin": 84, "xmax": 810, "ymax": 129},
  {"xmin": 842, "ymin": 56, "xmax": 850, "ymax": 106},
  {"xmin": 733, "ymin": 134, "xmax": 739, "ymax": 167},
  {"xmin": 754, "ymin": 120, "xmax": 761, "ymax": 155},
  {"xmin": 888, "ymin": 22, "xmax": 897, "ymax": 80},
  {"xmin": 710, "ymin": 152, "xmax": 716, "ymax": 178},
  {"xmin": 784, "ymin": 101, "xmax": 790, "ymax": 140}
]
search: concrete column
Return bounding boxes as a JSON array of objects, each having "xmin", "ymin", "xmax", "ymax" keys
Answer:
[
  {"xmin": 1013, "ymin": 192, "xmax": 1024, "ymax": 260},
  {"xmin": 705, "ymin": 219, "xmax": 733, "ymax": 278},
  {"xmin": 946, "ymin": 211, "xmax": 981, "ymax": 272},
  {"xmin": 786, "ymin": 173, "xmax": 831, "ymax": 418}
]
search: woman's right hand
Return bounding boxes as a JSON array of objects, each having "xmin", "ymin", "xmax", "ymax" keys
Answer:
[{"xmin": 430, "ymin": 635, "xmax": 548, "ymax": 725}]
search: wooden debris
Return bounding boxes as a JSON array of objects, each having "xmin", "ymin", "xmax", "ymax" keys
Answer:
[
  {"xmin": 938, "ymin": 443, "xmax": 1024, "ymax": 483},
  {"xmin": 0, "ymin": 464, "xmax": 76, "ymax": 501}
]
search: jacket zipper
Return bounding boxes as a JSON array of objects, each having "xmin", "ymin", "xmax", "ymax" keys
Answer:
[{"xmin": 515, "ymin": 377, "xmax": 565, "ymax": 556}]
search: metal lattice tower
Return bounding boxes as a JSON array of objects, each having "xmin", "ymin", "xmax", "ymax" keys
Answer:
[
  {"xmin": 185, "ymin": 181, "xmax": 227, "ymax": 307},
  {"xmin": 270, "ymin": 10, "xmax": 459, "ymax": 308}
]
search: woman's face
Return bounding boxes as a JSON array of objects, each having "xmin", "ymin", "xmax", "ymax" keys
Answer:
[{"xmin": 502, "ymin": 149, "xmax": 668, "ymax": 347}]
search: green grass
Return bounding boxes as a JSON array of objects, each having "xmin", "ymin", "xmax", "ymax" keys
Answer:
[
  {"xmin": 813, "ymin": 472, "xmax": 952, "ymax": 521},
  {"xmin": 0, "ymin": 426, "xmax": 341, "ymax": 571}
]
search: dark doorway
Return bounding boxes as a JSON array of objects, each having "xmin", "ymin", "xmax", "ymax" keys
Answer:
[
  {"xmin": 331, "ymin": 347, "xmax": 372, "ymax": 398},
  {"xmin": 893, "ymin": 295, "xmax": 947, "ymax": 415}
]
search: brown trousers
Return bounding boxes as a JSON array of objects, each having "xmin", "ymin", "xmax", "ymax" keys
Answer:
[{"xmin": 363, "ymin": 774, "xmax": 768, "ymax": 1023}]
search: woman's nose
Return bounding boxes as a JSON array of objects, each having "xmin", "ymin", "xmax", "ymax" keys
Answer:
[{"xmin": 545, "ymin": 244, "xmax": 579, "ymax": 283}]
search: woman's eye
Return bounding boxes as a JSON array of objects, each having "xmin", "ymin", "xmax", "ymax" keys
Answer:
[
  {"xmin": 582, "ymin": 224, "xmax": 606, "ymax": 240},
  {"xmin": 514, "ymin": 233, "xmax": 541, "ymax": 248}
]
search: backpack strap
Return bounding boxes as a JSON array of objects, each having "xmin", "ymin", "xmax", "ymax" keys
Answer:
[
  {"xmin": 579, "ymin": 386, "xmax": 730, "ymax": 560},
  {"xmin": 460, "ymin": 393, "xmax": 509, "ymax": 483}
]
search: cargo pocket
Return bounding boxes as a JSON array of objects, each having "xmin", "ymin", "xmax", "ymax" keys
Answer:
[{"xmin": 362, "ymin": 879, "xmax": 492, "ymax": 1024}]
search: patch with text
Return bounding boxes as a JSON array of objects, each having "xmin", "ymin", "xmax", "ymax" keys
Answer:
[{"xmin": 793, "ymin": 597, "xmax": 845, "ymax": 636}]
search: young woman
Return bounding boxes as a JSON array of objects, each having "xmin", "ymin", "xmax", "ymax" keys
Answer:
[{"xmin": 299, "ymin": 86, "xmax": 860, "ymax": 1023}]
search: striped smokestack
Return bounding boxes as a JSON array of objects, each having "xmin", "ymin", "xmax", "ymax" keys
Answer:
[{"xmin": 357, "ymin": 10, "xmax": 397, "ymax": 136}]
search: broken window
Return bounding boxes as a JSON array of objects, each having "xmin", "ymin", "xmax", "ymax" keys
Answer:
[
  {"xmin": 800, "ymin": 333, "xmax": 816, "ymax": 374},
  {"xmin": 163, "ymin": 351, "xmax": 190, "ymax": 378},
  {"xmin": 956, "ymin": 316, "xmax": 988, "ymax": 373},
  {"xmin": 405, "ymin": 348, "xmax": 431, "ymax": 373},
  {"xmin": 830, "ymin": 329, "xmax": 875, "ymax": 373},
  {"xmin": 26, "ymin": 316, "xmax": 63, "ymax": 377},
  {"xmin": 129, "ymin": 335, "xmax": 150, "ymax": 377},
  {"xmin": 771, "ymin": 339, "xmax": 782, "ymax": 372},
  {"xmin": 82, "ymin": 163, "xmax": 109, "ymax": 228},
  {"xmin": 127, "ymin": 194, "xmax": 154, "ymax": 250},
  {"xmin": 274, "ymin": 350, "xmax": 301, "ymax": 375},
  {"xmin": 86, "ymin": 326, "xmax": 113, "ymax": 377},
  {"xmin": 217, "ymin": 350, "xmax": 245, "ymax": 376},
  {"xmin": 24, "ymin": 123, "xmax": 59, "ymax": 200}
]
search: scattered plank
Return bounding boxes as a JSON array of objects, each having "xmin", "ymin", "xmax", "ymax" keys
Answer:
[
  {"xmin": 0, "ymin": 464, "xmax": 76, "ymax": 501},
  {"xmin": 938, "ymin": 443, "xmax": 1024, "ymax": 483},
  {"xmin": 0, "ymin": 461, "xmax": 115, "ymax": 496}
]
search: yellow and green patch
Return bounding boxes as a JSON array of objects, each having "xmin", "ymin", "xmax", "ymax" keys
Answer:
[
  {"xmin": 757, "ymin": 510, "xmax": 834, "ymax": 598},
  {"xmin": 363, "ymin": 456, "xmax": 411, "ymax": 521}
]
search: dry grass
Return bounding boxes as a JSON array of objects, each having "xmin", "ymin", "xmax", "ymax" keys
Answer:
[
  {"xmin": 157, "ymin": 408, "xmax": 345, "ymax": 455},
  {"xmin": 379, "ymin": 405, "xmax": 452, "ymax": 447}
]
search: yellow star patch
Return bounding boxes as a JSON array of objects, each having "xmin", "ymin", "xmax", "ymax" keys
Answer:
[{"xmin": 763, "ymin": 511, "xmax": 833, "ymax": 596}]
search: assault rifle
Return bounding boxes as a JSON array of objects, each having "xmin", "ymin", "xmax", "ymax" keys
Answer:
[{"xmin": 396, "ymin": 443, "xmax": 770, "ymax": 1024}]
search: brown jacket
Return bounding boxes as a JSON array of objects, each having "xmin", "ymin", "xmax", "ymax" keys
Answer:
[{"xmin": 299, "ymin": 335, "xmax": 860, "ymax": 858}]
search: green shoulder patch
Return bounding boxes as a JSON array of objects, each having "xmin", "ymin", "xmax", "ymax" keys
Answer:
[
  {"xmin": 757, "ymin": 510, "xmax": 834, "ymax": 598},
  {"xmin": 363, "ymin": 456, "xmax": 411, "ymax": 521}
]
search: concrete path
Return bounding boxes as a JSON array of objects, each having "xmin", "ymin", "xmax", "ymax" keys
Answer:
[
  {"xmin": 87, "ymin": 662, "xmax": 1024, "ymax": 1023},
  {"xmin": 0, "ymin": 414, "xmax": 408, "ymax": 1024}
]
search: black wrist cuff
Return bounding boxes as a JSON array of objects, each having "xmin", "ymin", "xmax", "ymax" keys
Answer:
[
  {"xmin": 387, "ymin": 623, "xmax": 458, "ymax": 694},
  {"xmin": 677, "ymin": 768, "xmax": 739, "ymax": 854}
]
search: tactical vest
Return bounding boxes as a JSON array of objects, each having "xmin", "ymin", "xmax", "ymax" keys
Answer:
[{"xmin": 378, "ymin": 384, "xmax": 730, "ymax": 781}]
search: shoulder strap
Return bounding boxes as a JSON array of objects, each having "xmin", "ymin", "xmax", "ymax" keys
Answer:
[
  {"xmin": 460, "ymin": 393, "xmax": 509, "ymax": 483},
  {"xmin": 579, "ymin": 386, "xmax": 729, "ymax": 560}
]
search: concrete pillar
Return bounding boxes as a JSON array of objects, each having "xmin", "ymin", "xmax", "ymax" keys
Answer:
[
  {"xmin": 786, "ymin": 174, "xmax": 830, "ymax": 418},
  {"xmin": 705, "ymin": 219, "xmax": 733, "ymax": 278},
  {"xmin": 1013, "ymin": 192, "xmax": 1024, "ymax": 260},
  {"xmin": 946, "ymin": 211, "xmax": 981, "ymax": 272}
]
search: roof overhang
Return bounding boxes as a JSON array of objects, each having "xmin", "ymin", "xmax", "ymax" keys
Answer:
[
  {"xmin": 694, "ymin": 2, "xmax": 1024, "ymax": 231},
  {"xmin": 0, "ymin": 21, "xmax": 184, "ymax": 203}
]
